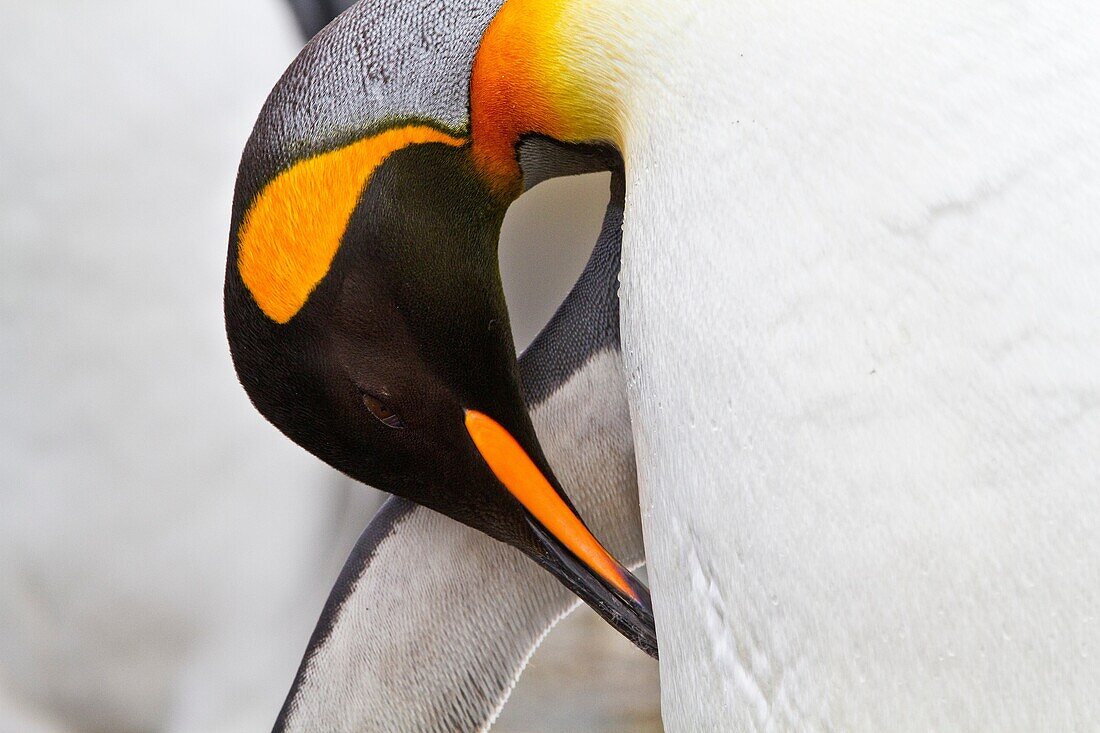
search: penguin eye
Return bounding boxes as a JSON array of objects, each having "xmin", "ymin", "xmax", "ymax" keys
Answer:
[{"xmin": 361, "ymin": 392, "xmax": 405, "ymax": 429}]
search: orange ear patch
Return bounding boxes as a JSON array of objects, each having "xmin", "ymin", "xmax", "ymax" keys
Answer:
[{"xmin": 237, "ymin": 126, "xmax": 466, "ymax": 324}]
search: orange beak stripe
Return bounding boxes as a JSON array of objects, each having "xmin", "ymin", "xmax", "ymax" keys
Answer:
[{"xmin": 464, "ymin": 409, "xmax": 638, "ymax": 601}]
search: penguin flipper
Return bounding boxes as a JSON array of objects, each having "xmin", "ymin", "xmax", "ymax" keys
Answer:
[{"xmin": 273, "ymin": 496, "xmax": 579, "ymax": 732}]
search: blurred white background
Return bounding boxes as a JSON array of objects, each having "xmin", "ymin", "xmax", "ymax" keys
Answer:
[{"xmin": 0, "ymin": 1, "xmax": 656, "ymax": 731}]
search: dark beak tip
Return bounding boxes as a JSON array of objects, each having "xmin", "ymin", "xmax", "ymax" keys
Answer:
[
  {"xmin": 526, "ymin": 518, "xmax": 659, "ymax": 659},
  {"xmin": 600, "ymin": 593, "xmax": 659, "ymax": 660}
]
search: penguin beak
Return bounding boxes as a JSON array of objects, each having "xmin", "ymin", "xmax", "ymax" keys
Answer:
[{"xmin": 465, "ymin": 409, "xmax": 658, "ymax": 658}]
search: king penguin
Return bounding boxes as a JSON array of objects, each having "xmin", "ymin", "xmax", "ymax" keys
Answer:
[{"xmin": 233, "ymin": 0, "xmax": 1100, "ymax": 730}]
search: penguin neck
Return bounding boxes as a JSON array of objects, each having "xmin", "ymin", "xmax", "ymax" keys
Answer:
[{"xmin": 468, "ymin": 0, "xmax": 655, "ymax": 191}]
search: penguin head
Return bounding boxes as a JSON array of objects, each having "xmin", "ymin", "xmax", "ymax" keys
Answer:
[{"xmin": 225, "ymin": 127, "xmax": 657, "ymax": 656}]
